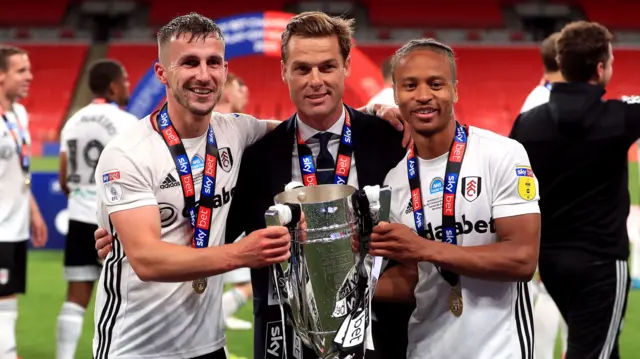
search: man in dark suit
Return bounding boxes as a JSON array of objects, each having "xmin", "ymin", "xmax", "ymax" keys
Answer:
[{"xmin": 224, "ymin": 11, "xmax": 415, "ymax": 359}]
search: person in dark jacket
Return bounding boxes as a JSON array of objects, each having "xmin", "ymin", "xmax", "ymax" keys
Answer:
[
  {"xmin": 223, "ymin": 12, "xmax": 416, "ymax": 359},
  {"xmin": 509, "ymin": 20, "xmax": 640, "ymax": 359}
]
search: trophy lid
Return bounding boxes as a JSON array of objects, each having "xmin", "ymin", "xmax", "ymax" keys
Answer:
[{"xmin": 274, "ymin": 183, "xmax": 357, "ymax": 205}]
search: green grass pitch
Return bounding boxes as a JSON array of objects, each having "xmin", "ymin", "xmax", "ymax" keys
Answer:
[{"xmin": 17, "ymin": 157, "xmax": 640, "ymax": 358}]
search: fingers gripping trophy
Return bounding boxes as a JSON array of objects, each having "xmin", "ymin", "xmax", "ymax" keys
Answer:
[{"xmin": 265, "ymin": 182, "xmax": 392, "ymax": 359}]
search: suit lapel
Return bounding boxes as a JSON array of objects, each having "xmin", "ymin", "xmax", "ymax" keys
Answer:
[
  {"xmin": 348, "ymin": 106, "xmax": 371, "ymax": 189},
  {"xmin": 269, "ymin": 116, "xmax": 296, "ymax": 196}
]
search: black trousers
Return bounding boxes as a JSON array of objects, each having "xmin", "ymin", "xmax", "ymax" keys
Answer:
[{"xmin": 539, "ymin": 253, "xmax": 630, "ymax": 359}]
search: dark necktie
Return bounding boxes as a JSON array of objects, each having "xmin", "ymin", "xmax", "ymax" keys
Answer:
[{"xmin": 313, "ymin": 132, "xmax": 335, "ymax": 185}]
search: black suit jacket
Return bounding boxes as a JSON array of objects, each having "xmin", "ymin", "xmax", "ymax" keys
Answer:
[{"xmin": 225, "ymin": 105, "xmax": 412, "ymax": 359}]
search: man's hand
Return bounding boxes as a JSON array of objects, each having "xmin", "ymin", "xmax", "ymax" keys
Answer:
[
  {"xmin": 372, "ymin": 104, "xmax": 412, "ymax": 148},
  {"xmin": 95, "ymin": 227, "xmax": 114, "ymax": 259},
  {"xmin": 370, "ymin": 221, "xmax": 425, "ymax": 264},
  {"xmin": 30, "ymin": 210, "xmax": 47, "ymax": 248},
  {"xmin": 233, "ymin": 226, "xmax": 291, "ymax": 268}
]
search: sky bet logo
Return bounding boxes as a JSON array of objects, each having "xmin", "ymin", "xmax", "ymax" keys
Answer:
[
  {"xmin": 516, "ymin": 167, "xmax": 533, "ymax": 177},
  {"xmin": 162, "ymin": 126, "xmax": 180, "ymax": 146},
  {"xmin": 342, "ymin": 126, "xmax": 352, "ymax": 145},
  {"xmin": 158, "ymin": 112, "xmax": 170, "ymax": 129},
  {"xmin": 205, "ymin": 154, "xmax": 216, "ymax": 176},
  {"xmin": 177, "ymin": 154, "xmax": 190, "ymax": 175},
  {"xmin": 301, "ymin": 154, "xmax": 317, "ymax": 185},
  {"xmin": 455, "ymin": 126, "xmax": 466, "ymax": 142},
  {"xmin": 443, "ymin": 227, "xmax": 455, "ymax": 244}
]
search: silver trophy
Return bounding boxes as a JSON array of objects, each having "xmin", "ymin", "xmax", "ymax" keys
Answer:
[{"xmin": 265, "ymin": 183, "xmax": 391, "ymax": 359}]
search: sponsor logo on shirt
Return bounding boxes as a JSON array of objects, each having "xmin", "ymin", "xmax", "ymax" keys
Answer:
[
  {"xmin": 430, "ymin": 177, "xmax": 443, "ymax": 194},
  {"xmin": 160, "ymin": 173, "xmax": 180, "ymax": 189},
  {"xmin": 422, "ymin": 215, "xmax": 496, "ymax": 240},
  {"xmin": 266, "ymin": 321, "xmax": 284, "ymax": 358},
  {"xmin": 191, "ymin": 155, "xmax": 204, "ymax": 171},
  {"xmin": 515, "ymin": 165, "xmax": 536, "ymax": 201},
  {"xmin": 102, "ymin": 170, "xmax": 120, "ymax": 183}
]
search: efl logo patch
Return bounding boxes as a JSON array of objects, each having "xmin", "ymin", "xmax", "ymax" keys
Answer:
[
  {"xmin": 102, "ymin": 170, "xmax": 120, "ymax": 183},
  {"xmin": 461, "ymin": 176, "xmax": 482, "ymax": 202},
  {"xmin": 515, "ymin": 166, "xmax": 536, "ymax": 201}
]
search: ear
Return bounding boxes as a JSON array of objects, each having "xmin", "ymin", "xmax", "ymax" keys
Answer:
[
  {"xmin": 154, "ymin": 61, "xmax": 168, "ymax": 85},
  {"xmin": 452, "ymin": 80, "xmax": 459, "ymax": 104},
  {"xmin": 280, "ymin": 60, "xmax": 287, "ymax": 83},
  {"xmin": 343, "ymin": 56, "xmax": 351, "ymax": 78},
  {"xmin": 222, "ymin": 61, "xmax": 229, "ymax": 84},
  {"xmin": 596, "ymin": 61, "xmax": 604, "ymax": 80}
]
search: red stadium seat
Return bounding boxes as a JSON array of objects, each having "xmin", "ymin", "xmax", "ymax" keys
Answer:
[
  {"xmin": 0, "ymin": 0, "xmax": 69, "ymax": 26},
  {"xmin": 147, "ymin": 0, "xmax": 286, "ymax": 25},
  {"xmin": 366, "ymin": 0, "xmax": 505, "ymax": 29},
  {"xmin": 581, "ymin": 1, "xmax": 640, "ymax": 30}
]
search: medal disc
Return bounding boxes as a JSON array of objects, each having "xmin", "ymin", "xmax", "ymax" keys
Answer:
[
  {"xmin": 192, "ymin": 278, "xmax": 207, "ymax": 294},
  {"xmin": 448, "ymin": 292, "xmax": 463, "ymax": 317}
]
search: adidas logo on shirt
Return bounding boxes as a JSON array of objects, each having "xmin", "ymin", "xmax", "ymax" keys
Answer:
[
  {"xmin": 405, "ymin": 199, "xmax": 413, "ymax": 214},
  {"xmin": 160, "ymin": 173, "xmax": 180, "ymax": 189}
]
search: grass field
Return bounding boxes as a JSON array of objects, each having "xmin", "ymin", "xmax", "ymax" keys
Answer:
[{"xmin": 17, "ymin": 157, "xmax": 640, "ymax": 359}]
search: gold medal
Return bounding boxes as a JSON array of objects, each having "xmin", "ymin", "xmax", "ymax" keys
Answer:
[
  {"xmin": 192, "ymin": 278, "xmax": 207, "ymax": 294},
  {"xmin": 24, "ymin": 174, "xmax": 31, "ymax": 189},
  {"xmin": 448, "ymin": 287, "xmax": 463, "ymax": 317}
]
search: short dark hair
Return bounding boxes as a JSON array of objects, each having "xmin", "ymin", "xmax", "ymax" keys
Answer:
[
  {"xmin": 557, "ymin": 21, "xmax": 613, "ymax": 83},
  {"xmin": 156, "ymin": 12, "xmax": 224, "ymax": 47},
  {"xmin": 381, "ymin": 57, "xmax": 392, "ymax": 80},
  {"xmin": 281, "ymin": 11, "xmax": 354, "ymax": 63},
  {"xmin": 0, "ymin": 45, "xmax": 27, "ymax": 72},
  {"xmin": 88, "ymin": 59, "xmax": 124, "ymax": 96},
  {"xmin": 391, "ymin": 38, "xmax": 457, "ymax": 83},
  {"xmin": 541, "ymin": 32, "xmax": 560, "ymax": 73}
]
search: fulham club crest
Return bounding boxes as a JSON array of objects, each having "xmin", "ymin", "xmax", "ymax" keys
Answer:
[
  {"xmin": 218, "ymin": 147, "xmax": 234, "ymax": 172},
  {"xmin": 461, "ymin": 176, "xmax": 481, "ymax": 202}
]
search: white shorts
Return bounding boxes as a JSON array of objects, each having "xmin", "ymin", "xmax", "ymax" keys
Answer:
[{"xmin": 223, "ymin": 267, "xmax": 251, "ymax": 284}]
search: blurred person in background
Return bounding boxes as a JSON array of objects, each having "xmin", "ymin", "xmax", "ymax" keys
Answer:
[
  {"xmin": 0, "ymin": 45, "xmax": 48, "ymax": 359},
  {"xmin": 367, "ymin": 57, "xmax": 396, "ymax": 107},
  {"xmin": 214, "ymin": 72, "xmax": 254, "ymax": 331},
  {"xmin": 510, "ymin": 21, "xmax": 639, "ymax": 359},
  {"xmin": 520, "ymin": 32, "xmax": 564, "ymax": 113},
  {"xmin": 519, "ymin": 32, "xmax": 569, "ymax": 359},
  {"xmin": 55, "ymin": 59, "xmax": 137, "ymax": 359}
]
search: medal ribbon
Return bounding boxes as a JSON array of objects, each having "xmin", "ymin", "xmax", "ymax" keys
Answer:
[
  {"xmin": 408, "ymin": 122, "xmax": 468, "ymax": 288},
  {"xmin": 0, "ymin": 104, "xmax": 30, "ymax": 176},
  {"xmin": 154, "ymin": 103, "xmax": 218, "ymax": 250},
  {"xmin": 295, "ymin": 106, "xmax": 354, "ymax": 186}
]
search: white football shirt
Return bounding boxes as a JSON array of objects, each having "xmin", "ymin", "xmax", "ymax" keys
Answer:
[
  {"xmin": 384, "ymin": 126, "xmax": 540, "ymax": 359},
  {"xmin": 59, "ymin": 101, "xmax": 138, "ymax": 224},
  {"xmin": 367, "ymin": 87, "xmax": 396, "ymax": 107},
  {"xmin": 520, "ymin": 82, "xmax": 551, "ymax": 113},
  {"xmin": 0, "ymin": 103, "xmax": 31, "ymax": 242},
  {"xmin": 92, "ymin": 112, "xmax": 267, "ymax": 359}
]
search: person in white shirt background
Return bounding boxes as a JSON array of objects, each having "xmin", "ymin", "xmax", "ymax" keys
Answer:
[
  {"xmin": 0, "ymin": 44, "xmax": 48, "ymax": 359},
  {"xmin": 213, "ymin": 72, "xmax": 254, "ymax": 331},
  {"xmin": 520, "ymin": 32, "xmax": 564, "ymax": 114},
  {"xmin": 367, "ymin": 57, "xmax": 396, "ymax": 107},
  {"xmin": 367, "ymin": 38, "xmax": 541, "ymax": 359},
  {"xmin": 56, "ymin": 59, "xmax": 138, "ymax": 359},
  {"xmin": 519, "ymin": 32, "xmax": 569, "ymax": 359}
]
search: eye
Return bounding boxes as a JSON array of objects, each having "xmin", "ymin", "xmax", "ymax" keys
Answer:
[
  {"xmin": 403, "ymin": 83, "xmax": 416, "ymax": 90},
  {"xmin": 431, "ymin": 82, "xmax": 444, "ymax": 90}
]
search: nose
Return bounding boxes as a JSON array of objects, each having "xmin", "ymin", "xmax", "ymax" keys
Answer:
[
  {"xmin": 309, "ymin": 68, "xmax": 322, "ymax": 88},
  {"xmin": 25, "ymin": 71, "xmax": 33, "ymax": 82},
  {"xmin": 415, "ymin": 83, "xmax": 433, "ymax": 103},
  {"xmin": 194, "ymin": 62, "xmax": 210, "ymax": 83}
]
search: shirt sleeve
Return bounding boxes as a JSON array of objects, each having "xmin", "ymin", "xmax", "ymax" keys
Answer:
[
  {"xmin": 95, "ymin": 143, "xmax": 157, "ymax": 215},
  {"xmin": 520, "ymin": 87, "xmax": 549, "ymax": 114},
  {"xmin": 232, "ymin": 113, "xmax": 269, "ymax": 149},
  {"xmin": 491, "ymin": 141, "xmax": 541, "ymax": 219}
]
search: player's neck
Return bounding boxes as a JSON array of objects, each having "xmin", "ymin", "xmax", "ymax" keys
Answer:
[
  {"xmin": 168, "ymin": 103, "xmax": 210, "ymax": 139},
  {"xmin": 297, "ymin": 102, "xmax": 343, "ymax": 131},
  {"xmin": 214, "ymin": 102, "xmax": 232, "ymax": 114},
  {"xmin": 413, "ymin": 120, "xmax": 456, "ymax": 160},
  {"xmin": 544, "ymin": 71, "xmax": 564, "ymax": 84},
  {"xmin": 0, "ymin": 93, "xmax": 14, "ymax": 113}
]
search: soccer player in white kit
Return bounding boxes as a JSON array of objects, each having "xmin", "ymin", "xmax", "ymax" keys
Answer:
[
  {"xmin": 56, "ymin": 59, "xmax": 137, "ymax": 359},
  {"xmin": 519, "ymin": 32, "xmax": 568, "ymax": 359},
  {"xmin": 368, "ymin": 39, "xmax": 541, "ymax": 359},
  {"xmin": 0, "ymin": 45, "xmax": 48, "ymax": 359},
  {"xmin": 91, "ymin": 14, "xmax": 295, "ymax": 359}
]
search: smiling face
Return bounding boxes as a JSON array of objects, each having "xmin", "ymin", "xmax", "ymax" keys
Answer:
[
  {"xmin": 281, "ymin": 34, "xmax": 349, "ymax": 123},
  {"xmin": 393, "ymin": 48, "xmax": 458, "ymax": 136},
  {"xmin": 154, "ymin": 33, "xmax": 227, "ymax": 117}
]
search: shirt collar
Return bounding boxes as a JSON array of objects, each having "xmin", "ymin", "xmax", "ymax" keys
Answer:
[{"xmin": 296, "ymin": 106, "xmax": 346, "ymax": 142}]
